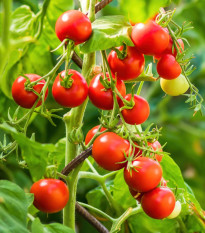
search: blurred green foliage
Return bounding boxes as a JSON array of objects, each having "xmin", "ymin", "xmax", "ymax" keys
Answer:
[{"xmin": 0, "ymin": 0, "xmax": 205, "ymax": 232}]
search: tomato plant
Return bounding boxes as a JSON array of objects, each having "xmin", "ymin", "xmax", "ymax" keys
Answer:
[
  {"xmin": 0, "ymin": 1, "xmax": 204, "ymax": 233},
  {"xmin": 30, "ymin": 179, "xmax": 69, "ymax": 213}
]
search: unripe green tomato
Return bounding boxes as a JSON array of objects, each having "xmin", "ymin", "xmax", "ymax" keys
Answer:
[
  {"xmin": 167, "ymin": 200, "xmax": 181, "ymax": 219},
  {"xmin": 160, "ymin": 74, "xmax": 189, "ymax": 96}
]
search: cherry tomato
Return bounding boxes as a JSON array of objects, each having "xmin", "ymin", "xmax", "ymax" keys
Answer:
[
  {"xmin": 52, "ymin": 70, "xmax": 88, "ymax": 108},
  {"xmin": 148, "ymin": 140, "xmax": 163, "ymax": 162},
  {"xmin": 92, "ymin": 132, "xmax": 130, "ymax": 171},
  {"xmin": 129, "ymin": 187, "xmax": 144, "ymax": 203},
  {"xmin": 124, "ymin": 157, "xmax": 162, "ymax": 192},
  {"xmin": 12, "ymin": 74, "xmax": 48, "ymax": 109},
  {"xmin": 160, "ymin": 74, "xmax": 189, "ymax": 96},
  {"xmin": 85, "ymin": 125, "xmax": 106, "ymax": 145},
  {"xmin": 154, "ymin": 38, "xmax": 184, "ymax": 60},
  {"xmin": 88, "ymin": 73, "xmax": 126, "ymax": 110},
  {"xmin": 55, "ymin": 10, "xmax": 92, "ymax": 44},
  {"xmin": 160, "ymin": 177, "xmax": 167, "ymax": 187},
  {"xmin": 107, "ymin": 46, "xmax": 145, "ymax": 81},
  {"xmin": 167, "ymin": 200, "xmax": 181, "ymax": 219},
  {"xmin": 131, "ymin": 21, "xmax": 169, "ymax": 55},
  {"xmin": 141, "ymin": 187, "xmax": 175, "ymax": 219},
  {"xmin": 120, "ymin": 94, "xmax": 150, "ymax": 125},
  {"xmin": 157, "ymin": 54, "xmax": 182, "ymax": 80},
  {"xmin": 30, "ymin": 179, "xmax": 69, "ymax": 213}
]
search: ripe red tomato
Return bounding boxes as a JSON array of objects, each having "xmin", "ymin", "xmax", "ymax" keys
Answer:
[
  {"xmin": 30, "ymin": 179, "xmax": 69, "ymax": 213},
  {"xmin": 120, "ymin": 94, "xmax": 150, "ymax": 125},
  {"xmin": 55, "ymin": 10, "xmax": 92, "ymax": 44},
  {"xmin": 148, "ymin": 140, "xmax": 163, "ymax": 162},
  {"xmin": 107, "ymin": 46, "xmax": 145, "ymax": 81},
  {"xmin": 92, "ymin": 132, "xmax": 130, "ymax": 171},
  {"xmin": 129, "ymin": 187, "xmax": 144, "ymax": 202},
  {"xmin": 85, "ymin": 125, "xmax": 106, "ymax": 145},
  {"xmin": 88, "ymin": 73, "xmax": 126, "ymax": 110},
  {"xmin": 12, "ymin": 74, "xmax": 48, "ymax": 109},
  {"xmin": 131, "ymin": 21, "xmax": 169, "ymax": 55},
  {"xmin": 124, "ymin": 157, "xmax": 162, "ymax": 192},
  {"xmin": 52, "ymin": 70, "xmax": 88, "ymax": 108},
  {"xmin": 154, "ymin": 38, "xmax": 184, "ymax": 60},
  {"xmin": 141, "ymin": 187, "xmax": 175, "ymax": 219},
  {"xmin": 157, "ymin": 54, "xmax": 182, "ymax": 80}
]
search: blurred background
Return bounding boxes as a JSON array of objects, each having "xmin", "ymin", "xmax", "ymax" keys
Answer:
[{"xmin": 0, "ymin": 0, "xmax": 204, "ymax": 232}]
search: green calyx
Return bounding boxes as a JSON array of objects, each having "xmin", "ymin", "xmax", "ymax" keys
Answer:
[{"xmin": 60, "ymin": 73, "xmax": 73, "ymax": 89}]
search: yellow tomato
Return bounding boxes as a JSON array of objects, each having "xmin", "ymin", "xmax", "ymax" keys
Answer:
[{"xmin": 160, "ymin": 74, "xmax": 189, "ymax": 96}]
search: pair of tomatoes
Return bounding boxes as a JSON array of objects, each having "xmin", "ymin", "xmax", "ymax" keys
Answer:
[
  {"xmin": 30, "ymin": 179, "xmax": 69, "ymax": 213},
  {"xmin": 12, "ymin": 70, "xmax": 89, "ymax": 109}
]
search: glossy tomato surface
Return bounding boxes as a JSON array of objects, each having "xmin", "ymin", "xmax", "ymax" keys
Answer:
[
  {"xmin": 55, "ymin": 10, "xmax": 92, "ymax": 44},
  {"xmin": 92, "ymin": 132, "xmax": 130, "ymax": 171},
  {"xmin": 131, "ymin": 21, "xmax": 169, "ymax": 55},
  {"xmin": 52, "ymin": 70, "xmax": 88, "ymax": 108},
  {"xmin": 30, "ymin": 179, "xmax": 69, "ymax": 213},
  {"xmin": 120, "ymin": 94, "xmax": 150, "ymax": 125},
  {"xmin": 12, "ymin": 74, "xmax": 48, "ymax": 109},
  {"xmin": 124, "ymin": 157, "xmax": 162, "ymax": 192},
  {"xmin": 85, "ymin": 125, "xmax": 106, "ymax": 145},
  {"xmin": 148, "ymin": 140, "xmax": 163, "ymax": 162},
  {"xmin": 107, "ymin": 46, "xmax": 145, "ymax": 81},
  {"xmin": 141, "ymin": 187, "xmax": 175, "ymax": 219},
  {"xmin": 157, "ymin": 54, "xmax": 182, "ymax": 80},
  {"xmin": 88, "ymin": 73, "xmax": 126, "ymax": 110},
  {"xmin": 154, "ymin": 38, "xmax": 184, "ymax": 60}
]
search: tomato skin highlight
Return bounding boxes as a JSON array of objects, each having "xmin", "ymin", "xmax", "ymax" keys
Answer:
[
  {"xmin": 120, "ymin": 94, "xmax": 150, "ymax": 125},
  {"xmin": 88, "ymin": 73, "xmax": 126, "ymax": 110},
  {"xmin": 157, "ymin": 54, "xmax": 182, "ymax": 80},
  {"xmin": 85, "ymin": 125, "xmax": 106, "ymax": 145},
  {"xmin": 12, "ymin": 74, "xmax": 48, "ymax": 109},
  {"xmin": 52, "ymin": 70, "xmax": 88, "ymax": 108},
  {"xmin": 30, "ymin": 179, "xmax": 69, "ymax": 213},
  {"xmin": 55, "ymin": 10, "xmax": 92, "ymax": 44},
  {"xmin": 124, "ymin": 157, "xmax": 162, "ymax": 192},
  {"xmin": 131, "ymin": 21, "xmax": 169, "ymax": 55},
  {"xmin": 92, "ymin": 132, "xmax": 130, "ymax": 171},
  {"xmin": 141, "ymin": 187, "xmax": 175, "ymax": 219},
  {"xmin": 107, "ymin": 46, "xmax": 145, "ymax": 81}
]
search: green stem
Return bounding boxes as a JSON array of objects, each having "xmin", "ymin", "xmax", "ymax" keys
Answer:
[
  {"xmin": 177, "ymin": 217, "xmax": 188, "ymax": 233},
  {"xmin": 137, "ymin": 81, "xmax": 144, "ymax": 95},
  {"xmin": 62, "ymin": 0, "xmax": 96, "ymax": 228},
  {"xmin": 78, "ymin": 202, "xmax": 115, "ymax": 222}
]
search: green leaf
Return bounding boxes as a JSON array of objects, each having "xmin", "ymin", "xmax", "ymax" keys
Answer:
[
  {"xmin": 31, "ymin": 218, "xmax": 75, "ymax": 233},
  {"xmin": 0, "ymin": 180, "xmax": 29, "ymax": 233},
  {"xmin": 0, "ymin": 123, "xmax": 55, "ymax": 181},
  {"xmin": 80, "ymin": 16, "xmax": 134, "ymax": 53},
  {"xmin": 119, "ymin": 0, "xmax": 170, "ymax": 23}
]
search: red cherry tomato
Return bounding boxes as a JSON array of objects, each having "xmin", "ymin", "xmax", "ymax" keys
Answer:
[
  {"xmin": 92, "ymin": 132, "xmax": 130, "ymax": 171},
  {"xmin": 107, "ymin": 46, "xmax": 145, "ymax": 81},
  {"xmin": 131, "ymin": 21, "xmax": 169, "ymax": 55},
  {"xmin": 129, "ymin": 187, "xmax": 144, "ymax": 202},
  {"xmin": 141, "ymin": 187, "xmax": 175, "ymax": 219},
  {"xmin": 120, "ymin": 94, "xmax": 150, "ymax": 125},
  {"xmin": 160, "ymin": 177, "xmax": 167, "ymax": 187},
  {"xmin": 30, "ymin": 179, "xmax": 69, "ymax": 213},
  {"xmin": 88, "ymin": 73, "xmax": 126, "ymax": 110},
  {"xmin": 124, "ymin": 157, "xmax": 162, "ymax": 192},
  {"xmin": 55, "ymin": 10, "xmax": 92, "ymax": 44},
  {"xmin": 154, "ymin": 38, "xmax": 184, "ymax": 60},
  {"xmin": 52, "ymin": 70, "xmax": 88, "ymax": 108},
  {"xmin": 85, "ymin": 125, "xmax": 106, "ymax": 145},
  {"xmin": 157, "ymin": 54, "xmax": 182, "ymax": 80},
  {"xmin": 148, "ymin": 140, "xmax": 163, "ymax": 162},
  {"xmin": 12, "ymin": 74, "xmax": 48, "ymax": 109}
]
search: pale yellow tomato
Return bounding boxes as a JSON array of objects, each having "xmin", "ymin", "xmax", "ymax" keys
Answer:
[
  {"xmin": 167, "ymin": 200, "xmax": 181, "ymax": 219},
  {"xmin": 160, "ymin": 74, "xmax": 189, "ymax": 96}
]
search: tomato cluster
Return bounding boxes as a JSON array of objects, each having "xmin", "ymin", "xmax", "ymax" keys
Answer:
[{"xmin": 85, "ymin": 125, "xmax": 180, "ymax": 219}]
